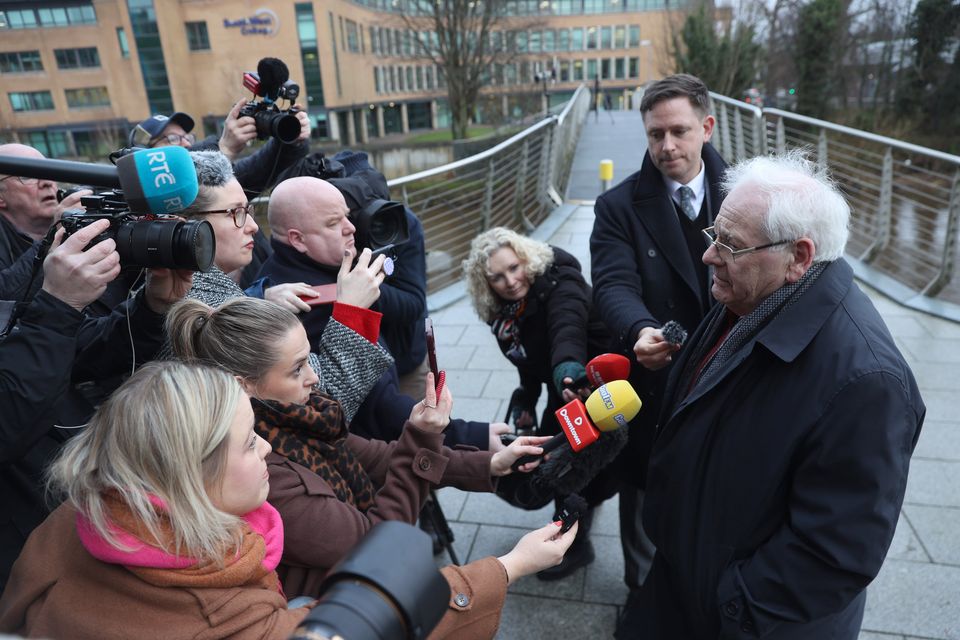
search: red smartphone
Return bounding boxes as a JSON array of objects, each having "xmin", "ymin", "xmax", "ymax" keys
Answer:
[{"xmin": 297, "ymin": 283, "xmax": 338, "ymax": 306}]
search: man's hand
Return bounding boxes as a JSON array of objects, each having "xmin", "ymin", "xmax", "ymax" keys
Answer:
[
  {"xmin": 41, "ymin": 220, "xmax": 120, "ymax": 311},
  {"xmin": 264, "ymin": 282, "xmax": 317, "ymax": 313},
  {"xmin": 293, "ymin": 104, "xmax": 311, "ymax": 142},
  {"xmin": 55, "ymin": 189, "xmax": 93, "ymax": 222},
  {"xmin": 336, "ymin": 248, "xmax": 386, "ymax": 309},
  {"xmin": 633, "ymin": 325, "xmax": 680, "ymax": 370},
  {"xmin": 218, "ymin": 98, "xmax": 257, "ymax": 160},
  {"xmin": 143, "ymin": 268, "xmax": 194, "ymax": 314}
]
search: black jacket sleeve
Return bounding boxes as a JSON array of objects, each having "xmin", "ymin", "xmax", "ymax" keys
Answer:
[
  {"xmin": 0, "ymin": 242, "xmax": 43, "ymax": 303},
  {"xmin": 542, "ymin": 252, "xmax": 593, "ymax": 369},
  {"xmin": 0, "ymin": 291, "xmax": 81, "ymax": 462},
  {"xmin": 233, "ymin": 138, "xmax": 309, "ymax": 195},
  {"xmin": 590, "ymin": 193, "xmax": 660, "ymax": 351}
]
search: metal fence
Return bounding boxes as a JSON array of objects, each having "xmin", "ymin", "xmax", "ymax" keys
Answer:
[
  {"xmin": 710, "ymin": 92, "xmax": 960, "ymax": 319},
  {"xmin": 388, "ymin": 84, "xmax": 591, "ymax": 293}
]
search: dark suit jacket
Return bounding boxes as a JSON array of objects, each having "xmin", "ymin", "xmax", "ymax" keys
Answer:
[
  {"xmin": 631, "ymin": 259, "xmax": 924, "ymax": 639},
  {"xmin": 589, "ymin": 143, "xmax": 727, "ymax": 486}
]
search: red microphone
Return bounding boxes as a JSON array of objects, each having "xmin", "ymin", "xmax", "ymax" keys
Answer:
[{"xmin": 585, "ymin": 353, "xmax": 631, "ymax": 388}]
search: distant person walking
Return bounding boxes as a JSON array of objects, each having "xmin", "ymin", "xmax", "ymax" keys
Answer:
[
  {"xmin": 592, "ymin": 78, "xmax": 601, "ymax": 122},
  {"xmin": 603, "ymin": 91, "xmax": 615, "ymax": 124}
]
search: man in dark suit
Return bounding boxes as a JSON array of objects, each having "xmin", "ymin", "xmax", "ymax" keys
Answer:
[{"xmin": 589, "ymin": 74, "xmax": 727, "ymax": 631}]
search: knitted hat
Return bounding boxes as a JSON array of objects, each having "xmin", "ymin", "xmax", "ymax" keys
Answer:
[{"xmin": 333, "ymin": 150, "xmax": 389, "ymax": 199}]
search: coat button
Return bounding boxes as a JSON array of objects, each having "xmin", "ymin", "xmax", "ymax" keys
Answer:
[
  {"xmin": 418, "ymin": 457, "xmax": 431, "ymax": 471},
  {"xmin": 740, "ymin": 618, "xmax": 754, "ymax": 633},
  {"xmin": 723, "ymin": 601, "xmax": 740, "ymax": 617},
  {"xmin": 454, "ymin": 593, "xmax": 469, "ymax": 607},
  {"xmin": 647, "ymin": 249, "xmax": 657, "ymax": 258}
]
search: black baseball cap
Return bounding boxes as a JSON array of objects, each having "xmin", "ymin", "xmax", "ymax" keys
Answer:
[{"xmin": 128, "ymin": 112, "xmax": 195, "ymax": 147}]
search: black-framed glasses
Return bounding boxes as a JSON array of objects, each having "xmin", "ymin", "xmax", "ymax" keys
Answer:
[
  {"xmin": 702, "ymin": 226, "xmax": 793, "ymax": 261},
  {"xmin": 0, "ymin": 175, "xmax": 39, "ymax": 187},
  {"xmin": 195, "ymin": 203, "xmax": 253, "ymax": 228}
]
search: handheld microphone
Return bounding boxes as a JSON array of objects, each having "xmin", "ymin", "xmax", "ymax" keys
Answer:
[
  {"xmin": 0, "ymin": 146, "xmax": 199, "ymax": 215},
  {"xmin": 511, "ymin": 380, "xmax": 641, "ymax": 470},
  {"xmin": 585, "ymin": 353, "xmax": 631, "ymax": 388},
  {"xmin": 661, "ymin": 320, "xmax": 688, "ymax": 346}
]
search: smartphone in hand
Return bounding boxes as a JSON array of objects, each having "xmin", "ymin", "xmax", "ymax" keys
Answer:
[{"xmin": 425, "ymin": 317, "xmax": 441, "ymax": 393}]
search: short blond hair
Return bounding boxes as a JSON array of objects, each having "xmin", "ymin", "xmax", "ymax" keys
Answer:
[
  {"xmin": 48, "ymin": 361, "xmax": 247, "ymax": 563},
  {"xmin": 462, "ymin": 227, "xmax": 554, "ymax": 323}
]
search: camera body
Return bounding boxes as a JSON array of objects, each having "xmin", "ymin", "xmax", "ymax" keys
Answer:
[
  {"xmin": 241, "ymin": 64, "xmax": 302, "ymax": 144},
  {"xmin": 61, "ymin": 191, "xmax": 216, "ymax": 272}
]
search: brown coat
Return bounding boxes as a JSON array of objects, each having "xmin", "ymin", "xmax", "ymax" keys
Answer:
[
  {"xmin": 434, "ymin": 558, "xmax": 509, "ymax": 640},
  {"xmin": 0, "ymin": 504, "xmax": 311, "ymax": 640},
  {"xmin": 273, "ymin": 421, "xmax": 495, "ymax": 598}
]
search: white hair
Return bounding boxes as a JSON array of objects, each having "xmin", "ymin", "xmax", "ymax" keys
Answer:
[{"xmin": 721, "ymin": 150, "xmax": 850, "ymax": 261}]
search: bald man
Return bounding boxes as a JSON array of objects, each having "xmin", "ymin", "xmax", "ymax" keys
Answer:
[{"xmin": 259, "ymin": 176, "xmax": 501, "ymax": 451}]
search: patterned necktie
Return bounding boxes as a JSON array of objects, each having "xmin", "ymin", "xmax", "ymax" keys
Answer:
[{"xmin": 677, "ymin": 185, "xmax": 698, "ymax": 221}]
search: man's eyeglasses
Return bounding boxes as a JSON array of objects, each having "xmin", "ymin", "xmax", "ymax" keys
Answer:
[
  {"xmin": 701, "ymin": 226, "xmax": 793, "ymax": 261},
  {"xmin": 194, "ymin": 203, "xmax": 253, "ymax": 228},
  {"xmin": 0, "ymin": 175, "xmax": 39, "ymax": 187},
  {"xmin": 156, "ymin": 133, "xmax": 195, "ymax": 146}
]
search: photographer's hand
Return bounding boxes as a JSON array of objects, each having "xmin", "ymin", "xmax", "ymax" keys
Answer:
[
  {"xmin": 56, "ymin": 188, "xmax": 93, "ymax": 222},
  {"xmin": 219, "ymin": 98, "xmax": 257, "ymax": 161},
  {"xmin": 293, "ymin": 104, "xmax": 311, "ymax": 142},
  {"xmin": 489, "ymin": 435, "xmax": 551, "ymax": 476},
  {"xmin": 336, "ymin": 248, "xmax": 386, "ymax": 309},
  {"xmin": 144, "ymin": 268, "xmax": 194, "ymax": 314},
  {"xmin": 41, "ymin": 220, "xmax": 120, "ymax": 311},
  {"xmin": 497, "ymin": 521, "xmax": 578, "ymax": 585}
]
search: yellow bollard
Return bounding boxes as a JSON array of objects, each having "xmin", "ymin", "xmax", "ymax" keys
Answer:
[{"xmin": 600, "ymin": 159, "xmax": 614, "ymax": 192}]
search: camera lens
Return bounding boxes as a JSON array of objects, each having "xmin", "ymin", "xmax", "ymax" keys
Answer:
[
  {"xmin": 366, "ymin": 200, "xmax": 408, "ymax": 247},
  {"xmin": 254, "ymin": 110, "xmax": 300, "ymax": 144},
  {"xmin": 113, "ymin": 219, "xmax": 216, "ymax": 271}
]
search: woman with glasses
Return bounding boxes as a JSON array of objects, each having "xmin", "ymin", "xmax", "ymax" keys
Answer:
[
  {"xmin": 461, "ymin": 227, "xmax": 618, "ymax": 581},
  {"xmin": 179, "ymin": 151, "xmax": 391, "ymax": 420}
]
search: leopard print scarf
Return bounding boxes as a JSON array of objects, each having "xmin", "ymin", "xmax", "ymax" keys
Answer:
[{"xmin": 252, "ymin": 392, "xmax": 375, "ymax": 512}]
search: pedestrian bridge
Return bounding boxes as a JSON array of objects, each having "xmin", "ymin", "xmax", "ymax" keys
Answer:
[{"xmin": 396, "ymin": 86, "xmax": 960, "ymax": 640}]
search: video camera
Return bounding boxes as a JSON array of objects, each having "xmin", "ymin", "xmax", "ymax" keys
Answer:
[
  {"xmin": 241, "ymin": 57, "xmax": 302, "ymax": 144},
  {"xmin": 288, "ymin": 521, "xmax": 448, "ymax": 640},
  {"xmin": 61, "ymin": 191, "xmax": 215, "ymax": 272}
]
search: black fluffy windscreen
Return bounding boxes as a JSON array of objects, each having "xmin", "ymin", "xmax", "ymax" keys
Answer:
[
  {"xmin": 256, "ymin": 57, "xmax": 289, "ymax": 99},
  {"xmin": 662, "ymin": 320, "xmax": 688, "ymax": 346}
]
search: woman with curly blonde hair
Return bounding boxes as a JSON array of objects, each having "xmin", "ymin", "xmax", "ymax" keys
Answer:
[{"xmin": 462, "ymin": 226, "xmax": 615, "ymax": 581}]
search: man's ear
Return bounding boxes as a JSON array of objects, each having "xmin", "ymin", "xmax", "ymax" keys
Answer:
[
  {"xmin": 785, "ymin": 238, "xmax": 816, "ymax": 283},
  {"xmin": 287, "ymin": 228, "xmax": 308, "ymax": 254},
  {"xmin": 702, "ymin": 114, "xmax": 716, "ymax": 143},
  {"xmin": 235, "ymin": 374, "xmax": 257, "ymax": 397}
]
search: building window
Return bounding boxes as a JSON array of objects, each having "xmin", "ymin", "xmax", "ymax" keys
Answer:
[
  {"xmin": 185, "ymin": 21, "xmax": 210, "ymax": 51},
  {"xmin": 614, "ymin": 25, "xmax": 626, "ymax": 48},
  {"xmin": 406, "ymin": 66, "xmax": 414, "ymax": 90},
  {"xmin": 571, "ymin": 28, "xmax": 583, "ymax": 51},
  {"xmin": 586, "ymin": 27, "xmax": 598, "ymax": 50},
  {"xmin": 601, "ymin": 26, "xmax": 612, "ymax": 49},
  {"xmin": 25, "ymin": 131, "xmax": 70, "ymax": 158},
  {"xmin": 543, "ymin": 29, "xmax": 555, "ymax": 52},
  {"xmin": 54, "ymin": 47, "xmax": 100, "ymax": 70},
  {"xmin": 587, "ymin": 58, "xmax": 597, "ymax": 80},
  {"xmin": 9, "ymin": 91, "xmax": 54, "ymax": 111},
  {"xmin": 374, "ymin": 66, "xmax": 381, "ymax": 93},
  {"xmin": 601, "ymin": 58, "xmax": 611, "ymax": 79},
  {"xmin": 1, "ymin": 4, "xmax": 96, "ymax": 29},
  {"xmin": 573, "ymin": 59, "xmax": 584, "ymax": 81},
  {"xmin": 65, "ymin": 86, "xmax": 110, "ymax": 108},
  {"xmin": 560, "ymin": 59, "xmax": 570, "ymax": 82},
  {"xmin": 529, "ymin": 30, "xmax": 541, "ymax": 53},
  {"xmin": 295, "ymin": 3, "xmax": 325, "ymax": 109},
  {"xmin": 628, "ymin": 56, "xmax": 639, "ymax": 78},
  {"xmin": 0, "ymin": 50, "xmax": 43, "ymax": 73},
  {"xmin": 345, "ymin": 20, "xmax": 359, "ymax": 53},
  {"xmin": 424, "ymin": 66, "xmax": 434, "ymax": 90},
  {"xmin": 117, "ymin": 27, "xmax": 130, "ymax": 57},
  {"xmin": 629, "ymin": 25, "xmax": 640, "ymax": 47},
  {"xmin": 370, "ymin": 26, "xmax": 379, "ymax": 54}
]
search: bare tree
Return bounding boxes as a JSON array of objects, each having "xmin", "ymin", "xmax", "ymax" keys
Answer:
[{"xmin": 396, "ymin": 0, "xmax": 540, "ymax": 140}]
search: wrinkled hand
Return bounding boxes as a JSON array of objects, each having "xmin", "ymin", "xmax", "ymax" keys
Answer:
[
  {"xmin": 41, "ymin": 220, "xmax": 120, "ymax": 311},
  {"xmin": 264, "ymin": 282, "xmax": 317, "ymax": 313},
  {"xmin": 218, "ymin": 98, "xmax": 257, "ymax": 160},
  {"xmin": 490, "ymin": 435, "xmax": 552, "ymax": 476},
  {"xmin": 633, "ymin": 326, "xmax": 680, "ymax": 370},
  {"xmin": 144, "ymin": 268, "xmax": 194, "ymax": 314},
  {"xmin": 56, "ymin": 189, "xmax": 92, "ymax": 222},
  {"xmin": 293, "ymin": 104, "xmax": 311, "ymax": 142},
  {"xmin": 488, "ymin": 422, "xmax": 510, "ymax": 452},
  {"xmin": 497, "ymin": 521, "xmax": 579, "ymax": 584},
  {"xmin": 336, "ymin": 248, "xmax": 386, "ymax": 309},
  {"xmin": 408, "ymin": 371, "xmax": 453, "ymax": 434}
]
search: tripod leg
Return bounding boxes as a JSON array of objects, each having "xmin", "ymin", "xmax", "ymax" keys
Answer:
[{"xmin": 425, "ymin": 489, "xmax": 460, "ymax": 565}]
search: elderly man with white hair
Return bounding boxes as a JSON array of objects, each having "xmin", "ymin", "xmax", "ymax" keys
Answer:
[{"xmin": 621, "ymin": 152, "xmax": 926, "ymax": 640}]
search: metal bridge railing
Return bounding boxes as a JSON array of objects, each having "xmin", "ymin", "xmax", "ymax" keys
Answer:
[
  {"xmin": 388, "ymin": 84, "xmax": 591, "ymax": 293},
  {"xmin": 710, "ymin": 92, "xmax": 960, "ymax": 319}
]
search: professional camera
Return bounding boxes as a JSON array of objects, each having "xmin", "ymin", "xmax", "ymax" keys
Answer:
[
  {"xmin": 289, "ymin": 521, "xmax": 448, "ymax": 640},
  {"xmin": 329, "ymin": 175, "xmax": 410, "ymax": 254},
  {"xmin": 61, "ymin": 191, "xmax": 216, "ymax": 272},
  {"xmin": 240, "ymin": 57, "xmax": 302, "ymax": 144}
]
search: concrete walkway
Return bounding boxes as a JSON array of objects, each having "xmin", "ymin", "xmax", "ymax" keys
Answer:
[{"xmin": 427, "ymin": 110, "xmax": 960, "ymax": 640}]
